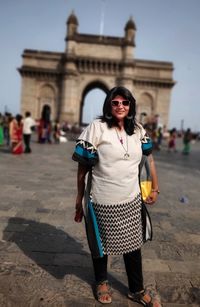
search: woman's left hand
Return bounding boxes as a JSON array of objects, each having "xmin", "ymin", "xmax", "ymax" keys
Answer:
[{"xmin": 145, "ymin": 191, "xmax": 158, "ymax": 205}]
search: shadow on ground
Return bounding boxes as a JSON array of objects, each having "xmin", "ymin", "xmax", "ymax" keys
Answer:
[{"xmin": 3, "ymin": 217, "xmax": 127, "ymax": 295}]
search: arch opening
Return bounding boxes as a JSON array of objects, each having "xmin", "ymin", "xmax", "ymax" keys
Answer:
[{"xmin": 80, "ymin": 82, "xmax": 109, "ymax": 125}]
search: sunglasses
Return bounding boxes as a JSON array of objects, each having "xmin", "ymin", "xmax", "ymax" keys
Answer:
[{"xmin": 111, "ymin": 100, "xmax": 130, "ymax": 107}]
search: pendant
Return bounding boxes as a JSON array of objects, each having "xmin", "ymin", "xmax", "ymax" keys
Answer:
[{"xmin": 124, "ymin": 153, "xmax": 130, "ymax": 160}]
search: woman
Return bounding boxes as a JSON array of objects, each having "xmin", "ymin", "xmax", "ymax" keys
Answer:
[
  {"xmin": 0, "ymin": 113, "xmax": 4, "ymax": 145},
  {"xmin": 167, "ymin": 128, "xmax": 177, "ymax": 152},
  {"xmin": 10, "ymin": 114, "xmax": 23, "ymax": 154},
  {"xmin": 38, "ymin": 104, "xmax": 52, "ymax": 144},
  {"xmin": 72, "ymin": 87, "xmax": 160, "ymax": 306},
  {"xmin": 182, "ymin": 128, "xmax": 192, "ymax": 155},
  {"xmin": 53, "ymin": 120, "xmax": 61, "ymax": 144}
]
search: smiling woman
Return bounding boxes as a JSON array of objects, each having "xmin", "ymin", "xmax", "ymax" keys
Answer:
[
  {"xmin": 72, "ymin": 86, "xmax": 161, "ymax": 305},
  {"xmin": 111, "ymin": 96, "xmax": 130, "ymax": 124}
]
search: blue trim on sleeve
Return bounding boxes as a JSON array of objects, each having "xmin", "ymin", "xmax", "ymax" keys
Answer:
[
  {"xmin": 88, "ymin": 200, "xmax": 103, "ymax": 257},
  {"xmin": 142, "ymin": 142, "xmax": 152, "ymax": 150},
  {"xmin": 75, "ymin": 145, "xmax": 97, "ymax": 159}
]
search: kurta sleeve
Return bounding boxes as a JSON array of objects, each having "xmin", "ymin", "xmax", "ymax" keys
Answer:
[
  {"xmin": 139, "ymin": 125, "xmax": 153, "ymax": 156},
  {"xmin": 72, "ymin": 120, "xmax": 100, "ymax": 167}
]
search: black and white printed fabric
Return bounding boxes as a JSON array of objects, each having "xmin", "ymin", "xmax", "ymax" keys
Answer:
[{"xmin": 93, "ymin": 193, "xmax": 143, "ymax": 255}]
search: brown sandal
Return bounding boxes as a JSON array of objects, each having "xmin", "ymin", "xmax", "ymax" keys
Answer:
[
  {"xmin": 96, "ymin": 280, "xmax": 112, "ymax": 304},
  {"xmin": 127, "ymin": 287, "xmax": 162, "ymax": 307}
]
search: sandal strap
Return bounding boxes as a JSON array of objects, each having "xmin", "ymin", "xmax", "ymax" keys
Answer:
[
  {"xmin": 97, "ymin": 290, "xmax": 111, "ymax": 296},
  {"xmin": 128, "ymin": 289, "xmax": 162, "ymax": 307},
  {"xmin": 144, "ymin": 288, "xmax": 162, "ymax": 306},
  {"xmin": 128, "ymin": 290, "xmax": 152, "ymax": 306},
  {"xmin": 96, "ymin": 280, "xmax": 112, "ymax": 296}
]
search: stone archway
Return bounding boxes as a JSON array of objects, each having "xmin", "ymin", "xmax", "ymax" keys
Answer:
[
  {"xmin": 79, "ymin": 81, "xmax": 109, "ymax": 125},
  {"xmin": 19, "ymin": 12, "xmax": 175, "ymax": 128}
]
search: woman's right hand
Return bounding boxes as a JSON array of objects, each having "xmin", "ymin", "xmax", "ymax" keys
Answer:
[{"xmin": 74, "ymin": 197, "xmax": 84, "ymax": 223}]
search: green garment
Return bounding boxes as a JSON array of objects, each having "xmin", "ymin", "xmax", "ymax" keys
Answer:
[
  {"xmin": 183, "ymin": 142, "xmax": 191, "ymax": 154},
  {"xmin": 0, "ymin": 126, "xmax": 4, "ymax": 145}
]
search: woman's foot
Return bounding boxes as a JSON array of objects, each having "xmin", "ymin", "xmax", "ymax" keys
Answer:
[
  {"xmin": 127, "ymin": 288, "xmax": 162, "ymax": 307},
  {"xmin": 96, "ymin": 280, "xmax": 112, "ymax": 304}
]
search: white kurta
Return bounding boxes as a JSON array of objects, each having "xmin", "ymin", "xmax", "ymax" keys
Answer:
[
  {"xmin": 79, "ymin": 119, "xmax": 146, "ymax": 205},
  {"xmin": 74, "ymin": 119, "xmax": 150, "ymax": 255}
]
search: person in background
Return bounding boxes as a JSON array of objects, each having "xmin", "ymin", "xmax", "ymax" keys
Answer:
[
  {"xmin": 72, "ymin": 86, "xmax": 161, "ymax": 306},
  {"xmin": 156, "ymin": 127, "xmax": 163, "ymax": 150},
  {"xmin": 23, "ymin": 111, "xmax": 36, "ymax": 153},
  {"xmin": 3, "ymin": 112, "xmax": 12, "ymax": 146},
  {"xmin": 0, "ymin": 113, "xmax": 4, "ymax": 146},
  {"xmin": 10, "ymin": 114, "xmax": 23, "ymax": 154},
  {"xmin": 182, "ymin": 128, "xmax": 192, "ymax": 155},
  {"xmin": 38, "ymin": 105, "xmax": 52, "ymax": 144},
  {"xmin": 53, "ymin": 120, "xmax": 61, "ymax": 144},
  {"xmin": 167, "ymin": 128, "xmax": 177, "ymax": 152}
]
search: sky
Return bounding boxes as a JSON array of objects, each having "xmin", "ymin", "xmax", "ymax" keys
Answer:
[{"xmin": 0, "ymin": 0, "xmax": 200, "ymax": 131}]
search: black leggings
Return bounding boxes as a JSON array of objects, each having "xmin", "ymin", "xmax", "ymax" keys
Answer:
[{"xmin": 92, "ymin": 248, "xmax": 144, "ymax": 293}]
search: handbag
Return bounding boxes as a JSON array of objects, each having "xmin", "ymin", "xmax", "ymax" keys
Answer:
[
  {"xmin": 139, "ymin": 155, "xmax": 153, "ymax": 242},
  {"xmin": 139, "ymin": 155, "xmax": 152, "ymax": 202},
  {"xmin": 141, "ymin": 201, "xmax": 153, "ymax": 242}
]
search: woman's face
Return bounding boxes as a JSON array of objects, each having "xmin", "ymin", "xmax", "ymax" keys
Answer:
[{"xmin": 111, "ymin": 95, "xmax": 130, "ymax": 122}]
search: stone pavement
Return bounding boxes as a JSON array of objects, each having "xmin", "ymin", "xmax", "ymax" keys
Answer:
[{"xmin": 0, "ymin": 136, "xmax": 199, "ymax": 307}]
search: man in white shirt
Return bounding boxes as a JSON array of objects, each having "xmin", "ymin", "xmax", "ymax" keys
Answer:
[{"xmin": 23, "ymin": 111, "xmax": 36, "ymax": 153}]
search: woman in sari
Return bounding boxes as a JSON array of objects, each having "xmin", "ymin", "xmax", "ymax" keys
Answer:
[
  {"xmin": 38, "ymin": 105, "xmax": 52, "ymax": 144},
  {"xmin": 0, "ymin": 113, "xmax": 4, "ymax": 145},
  {"xmin": 182, "ymin": 128, "xmax": 192, "ymax": 155},
  {"xmin": 10, "ymin": 114, "xmax": 23, "ymax": 154}
]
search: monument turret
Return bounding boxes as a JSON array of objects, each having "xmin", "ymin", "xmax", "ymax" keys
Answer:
[
  {"xmin": 124, "ymin": 17, "xmax": 136, "ymax": 45},
  {"xmin": 66, "ymin": 11, "xmax": 78, "ymax": 38}
]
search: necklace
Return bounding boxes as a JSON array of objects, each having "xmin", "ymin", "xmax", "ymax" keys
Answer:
[{"xmin": 115, "ymin": 128, "xmax": 130, "ymax": 160}]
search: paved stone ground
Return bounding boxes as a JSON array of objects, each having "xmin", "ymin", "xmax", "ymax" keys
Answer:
[{"xmin": 0, "ymin": 135, "xmax": 199, "ymax": 307}]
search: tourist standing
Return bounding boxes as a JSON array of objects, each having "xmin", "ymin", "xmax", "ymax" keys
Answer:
[
  {"xmin": 23, "ymin": 111, "xmax": 36, "ymax": 153},
  {"xmin": 167, "ymin": 128, "xmax": 177, "ymax": 152},
  {"xmin": 38, "ymin": 105, "xmax": 52, "ymax": 143},
  {"xmin": 53, "ymin": 120, "xmax": 61, "ymax": 144},
  {"xmin": 72, "ymin": 86, "xmax": 161, "ymax": 306},
  {"xmin": 10, "ymin": 114, "xmax": 23, "ymax": 154},
  {"xmin": 0, "ymin": 113, "xmax": 4, "ymax": 146},
  {"xmin": 182, "ymin": 128, "xmax": 192, "ymax": 155}
]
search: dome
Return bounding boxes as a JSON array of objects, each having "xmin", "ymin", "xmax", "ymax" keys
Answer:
[
  {"xmin": 125, "ymin": 17, "xmax": 136, "ymax": 31},
  {"xmin": 67, "ymin": 11, "xmax": 78, "ymax": 25}
]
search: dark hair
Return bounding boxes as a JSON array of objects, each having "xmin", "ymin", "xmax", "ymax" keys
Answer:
[
  {"xmin": 25, "ymin": 111, "xmax": 31, "ymax": 117},
  {"xmin": 99, "ymin": 86, "xmax": 138, "ymax": 135},
  {"xmin": 16, "ymin": 114, "xmax": 23, "ymax": 124}
]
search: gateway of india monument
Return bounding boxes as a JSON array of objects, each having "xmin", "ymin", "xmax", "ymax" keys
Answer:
[{"xmin": 18, "ymin": 11, "xmax": 175, "ymax": 127}]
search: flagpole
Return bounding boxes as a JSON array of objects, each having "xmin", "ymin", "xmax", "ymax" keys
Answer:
[{"xmin": 100, "ymin": 0, "xmax": 106, "ymax": 36}]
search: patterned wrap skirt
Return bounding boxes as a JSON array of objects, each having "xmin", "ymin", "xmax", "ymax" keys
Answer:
[{"xmin": 92, "ymin": 193, "xmax": 143, "ymax": 255}]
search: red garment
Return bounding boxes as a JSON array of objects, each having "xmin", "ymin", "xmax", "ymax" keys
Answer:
[
  {"xmin": 38, "ymin": 119, "xmax": 51, "ymax": 143},
  {"xmin": 168, "ymin": 139, "xmax": 175, "ymax": 148},
  {"xmin": 11, "ymin": 120, "xmax": 23, "ymax": 154}
]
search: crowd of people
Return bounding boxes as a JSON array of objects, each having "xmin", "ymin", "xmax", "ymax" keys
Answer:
[
  {"xmin": 0, "ymin": 107, "xmax": 197, "ymax": 156},
  {"xmin": 140, "ymin": 114, "xmax": 195, "ymax": 155},
  {"xmin": 0, "ymin": 105, "xmax": 70, "ymax": 155}
]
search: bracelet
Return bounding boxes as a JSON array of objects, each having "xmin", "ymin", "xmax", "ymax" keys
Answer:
[{"xmin": 151, "ymin": 188, "xmax": 160, "ymax": 194}]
